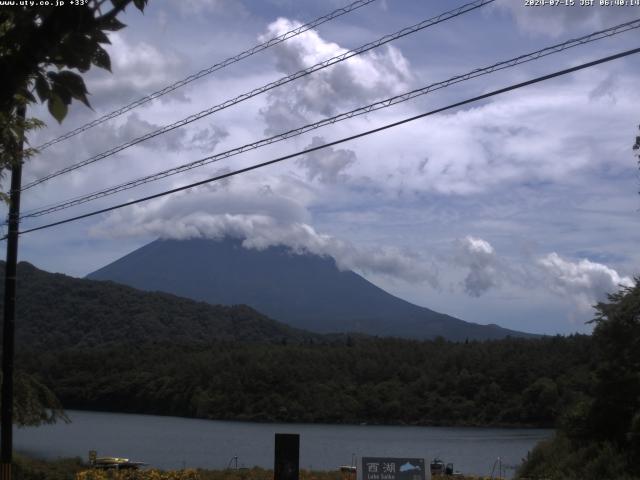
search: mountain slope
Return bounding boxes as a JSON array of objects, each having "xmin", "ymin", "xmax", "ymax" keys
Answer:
[
  {"xmin": 0, "ymin": 261, "xmax": 318, "ymax": 350},
  {"xmin": 87, "ymin": 237, "xmax": 533, "ymax": 340}
]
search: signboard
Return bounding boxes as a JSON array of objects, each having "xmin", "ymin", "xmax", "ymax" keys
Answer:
[
  {"xmin": 274, "ymin": 433, "xmax": 299, "ymax": 480},
  {"xmin": 362, "ymin": 457, "xmax": 425, "ymax": 480}
]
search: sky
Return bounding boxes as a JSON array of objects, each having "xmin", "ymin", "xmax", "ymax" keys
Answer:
[{"xmin": 4, "ymin": 0, "xmax": 640, "ymax": 335}]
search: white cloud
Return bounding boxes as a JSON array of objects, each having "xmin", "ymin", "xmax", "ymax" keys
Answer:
[
  {"xmin": 96, "ymin": 113, "xmax": 186, "ymax": 153},
  {"xmin": 259, "ymin": 18, "xmax": 412, "ymax": 133},
  {"xmin": 454, "ymin": 236, "xmax": 500, "ymax": 297},
  {"xmin": 297, "ymin": 136, "xmax": 356, "ymax": 183},
  {"xmin": 341, "ymin": 70, "xmax": 639, "ymax": 198},
  {"xmin": 22, "ymin": 114, "xmax": 228, "ymax": 184},
  {"xmin": 538, "ymin": 252, "xmax": 634, "ymax": 310},
  {"xmin": 175, "ymin": 0, "xmax": 249, "ymax": 19},
  {"xmin": 184, "ymin": 124, "xmax": 230, "ymax": 153},
  {"xmin": 11, "ymin": 1, "xmax": 640, "ymax": 336},
  {"xmin": 451, "ymin": 236, "xmax": 633, "ymax": 313},
  {"xmin": 494, "ymin": 1, "xmax": 634, "ymax": 37},
  {"xmin": 588, "ymin": 74, "xmax": 617, "ymax": 103},
  {"xmin": 88, "ymin": 33, "xmax": 189, "ymax": 107},
  {"xmin": 89, "ymin": 182, "xmax": 438, "ymax": 287}
]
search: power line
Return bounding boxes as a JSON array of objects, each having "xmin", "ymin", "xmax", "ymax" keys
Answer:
[
  {"xmin": 13, "ymin": 46, "xmax": 640, "ymax": 238},
  {"xmin": 20, "ymin": 19, "xmax": 640, "ymax": 220},
  {"xmin": 21, "ymin": 17, "xmax": 638, "ymax": 217},
  {"xmin": 23, "ymin": 0, "xmax": 496, "ymax": 191},
  {"xmin": 33, "ymin": 0, "xmax": 378, "ymax": 152}
]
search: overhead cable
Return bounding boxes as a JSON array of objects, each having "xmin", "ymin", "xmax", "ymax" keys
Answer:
[
  {"xmin": 12, "ymin": 46, "xmax": 640, "ymax": 238},
  {"xmin": 23, "ymin": 0, "xmax": 496, "ymax": 190},
  {"xmin": 33, "ymin": 0, "xmax": 379, "ymax": 152},
  {"xmin": 19, "ymin": 18, "xmax": 640, "ymax": 220}
]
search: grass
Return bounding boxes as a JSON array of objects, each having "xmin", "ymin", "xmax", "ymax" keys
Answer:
[{"xmin": 13, "ymin": 454, "xmax": 86, "ymax": 480}]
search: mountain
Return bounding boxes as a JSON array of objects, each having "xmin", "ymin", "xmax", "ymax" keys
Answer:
[
  {"xmin": 0, "ymin": 261, "xmax": 319, "ymax": 350},
  {"xmin": 87, "ymin": 237, "xmax": 534, "ymax": 341}
]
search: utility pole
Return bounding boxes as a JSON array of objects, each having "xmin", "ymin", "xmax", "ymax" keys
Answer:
[{"xmin": 1, "ymin": 104, "xmax": 26, "ymax": 480}]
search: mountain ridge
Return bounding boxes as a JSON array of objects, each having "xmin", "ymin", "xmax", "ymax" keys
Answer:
[
  {"xmin": 87, "ymin": 237, "xmax": 535, "ymax": 341},
  {"xmin": 0, "ymin": 260, "xmax": 324, "ymax": 350}
]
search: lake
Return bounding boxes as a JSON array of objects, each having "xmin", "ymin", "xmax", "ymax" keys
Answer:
[{"xmin": 15, "ymin": 410, "xmax": 552, "ymax": 478}]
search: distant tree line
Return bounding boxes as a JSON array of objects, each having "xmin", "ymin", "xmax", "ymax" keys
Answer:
[{"xmin": 21, "ymin": 334, "xmax": 594, "ymax": 428}]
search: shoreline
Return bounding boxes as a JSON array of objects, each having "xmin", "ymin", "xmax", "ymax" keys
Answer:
[{"xmin": 54, "ymin": 407, "xmax": 555, "ymax": 430}]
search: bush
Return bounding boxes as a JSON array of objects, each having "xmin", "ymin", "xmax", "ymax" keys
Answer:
[
  {"xmin": 13, "ymin": 454, "xmax": 85, "ymax": 480},
  {"xmin": 516, "ymin": 433, "xmax": 639, "ymax": 480},
  {"xmin": 76, "ymin": 470, "xmax": 199, "ymax": 480}
]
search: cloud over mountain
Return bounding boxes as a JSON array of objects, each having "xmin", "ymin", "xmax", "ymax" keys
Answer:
[
  {"xmin": 452, "ymin": 236, "xmax": 634, "ymax": 312},
  {"xmin": 90, "ymin": 184, "xmax": 439, "ymax": 287},
  {"xmin": 538, "ymin": 252, "xmax": 634, "ymax": 310},
  {"xmin": 13, "ymin": 2, "xmax": 640, "ymax": 336}
]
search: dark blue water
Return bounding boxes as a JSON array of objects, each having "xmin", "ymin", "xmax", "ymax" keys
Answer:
[{"xmin": 15, "ymin": 410, "xmax": 552, "ymax": 478}]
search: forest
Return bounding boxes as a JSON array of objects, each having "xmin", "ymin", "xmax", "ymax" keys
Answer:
[
  {"xmin": 21, "ymin": 334, "xmax": 593, "ymax": 428},
  {"xmin": 0, "ymin": 261, "xmax": 323, "ymax": 350}
]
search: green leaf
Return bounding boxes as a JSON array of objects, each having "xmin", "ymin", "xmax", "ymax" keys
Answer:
[
  {"xmin": 52, "ymin": 70, "xmax": 91, "ymax": 108},
  {"xmin": 101, "ymin": 16, "xmax": 126, "ymax": 32},
  {"xmin": 47, "ymin": 94, "xmax": 68, "ymax": 123},
  {"xmin": 34, "ymin": 73, "xmax": 50, "ymax": 103},
  {"xmin": 56, "ymin": 71, "xmax": 87, "ymax": 94},
  {"xmin": 48, "ymin": 76, "xmax": 71, "ymax": 105},
  {"xmin": 132, "ymin": 0, "xmax": 147, "ymax": 11},
  {"xmin": 92, "ymin": 30, "xmax": 111, "ymax": 45},
  {"xmin": 73, "ymin": 48, "xmax": 93, "ymax": 73},
  {"xmin": 92, "ymin": 45, "xmax": 111, "ymax": 72},
  {"xmin": 22, "ymin": 88, "xmax": 36, "ymax": 103}
]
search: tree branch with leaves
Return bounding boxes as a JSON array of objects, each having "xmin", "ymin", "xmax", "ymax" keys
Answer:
[
  {"xmin": 0, "ymin": 0, "xmax": 147, "ymax": 191},
  {"xmin": 0, "ymin": 0, "xmax": 148, "ymax": 425}
]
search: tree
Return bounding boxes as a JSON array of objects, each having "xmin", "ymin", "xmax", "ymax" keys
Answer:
[
  {"xmin": 517, "ymin": 281, "xmax": 640, "ymax": 479},
  {"xmin": 0, "ymin": 0, "xmax": 148, "ymax": 191},
  {"xmin": 0, "ymin": 0, "xmax": 148, "ymax": 431},
  {"xmin": 0, "ymin": 372, "xmax": 67, "ymax": 426},
  {"xmin": 588, "ymin": 281, "xmax": 640, "ymax": 465}
]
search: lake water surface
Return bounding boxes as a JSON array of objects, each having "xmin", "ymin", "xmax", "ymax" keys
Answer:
[{"xmin": 15, "ymin": 410, "xmax": 552, "ymax": 478}]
